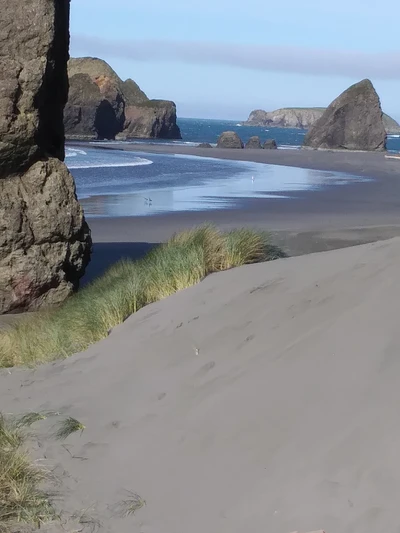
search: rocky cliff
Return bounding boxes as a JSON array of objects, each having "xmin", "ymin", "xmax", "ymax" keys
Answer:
[
  {"xmin": 64, "ymin": 57, "xmax": 181, "ymax": 140},
  {"xmin": 0, "ymin": 0, "xmax": 91, "ymax": 313},
  {"xmin": 303, "ymin": 79, "xmax": 386, "ymax": 152},
  {"xmin": 244, "ymin": 107, "xmax": 400, "ymax": 134}
]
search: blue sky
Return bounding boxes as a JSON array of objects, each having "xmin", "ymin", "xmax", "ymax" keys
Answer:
[{"xmin": 70, "ymin": 0, "xmax": 400, "ymax": 120}]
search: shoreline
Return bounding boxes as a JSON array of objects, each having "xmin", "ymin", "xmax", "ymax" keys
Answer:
[
  {"xmin": 73, "ymin": 141, "xmax": 400, "ymax": 180},
  {"xmin": 74, "ymin": 143, "xmax": 400, "ymax": 283}
]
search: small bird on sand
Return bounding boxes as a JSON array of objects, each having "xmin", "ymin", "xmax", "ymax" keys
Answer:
[{"xmin": 143, "ymin": 196, "xmax": 152, "ymax": 205}]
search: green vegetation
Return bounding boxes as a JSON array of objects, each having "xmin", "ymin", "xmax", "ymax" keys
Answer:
[
  {"xmin": 53, "ymin": 417, "xmax": 86, "ymax": 441},
  {"xmin": 0, "ymin": 226, "xmax": 283, "ymax": 368},
  {"xmin": 0, "ymin": 414, "xmax": 53, "ymax": 530}
]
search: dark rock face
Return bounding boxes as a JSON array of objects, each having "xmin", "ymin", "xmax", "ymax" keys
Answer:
[
  {"xmin": 303, "ymin": 79, "xmax": 387, "ymax": 151},
  {"xmin": 217, "ymin": 131, "xmax": 244, "ymax": 149},
  {"xmin": 245, "ymin": 136, "xmax": 262, "ymax": 149},
  {"xmin": 0, "ymin": 0, "xmax": 91, "ymax": 313},
  {"xmin": 65, "ymin": 58, "xmax": 125, "ymax": 140},
  {"xmin": 198, "ymin": 143, "xmax": 213, "ymax": 148},
  {"xmin": 121, "ymin": 100, "xmax": 181, "ymax": 140},
  {"xmin": 64, "ymin": 57, "xmax": 181, "ymax": 140},
  {"xmin": 0, "ymin": 0, "xmax": 70, "ymax": 177},
  {"xmin": 263, "ymin": 139, "xmax": 278, "ymax": 149}
]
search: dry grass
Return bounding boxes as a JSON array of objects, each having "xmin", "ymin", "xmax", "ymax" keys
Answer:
[
  {"xmin": 0, "ymin": 225, "xmax": 284, "ymax": 368},
  {"xmin": 0, "ymin": 414, "xmax": 53, "ymax": 530}
]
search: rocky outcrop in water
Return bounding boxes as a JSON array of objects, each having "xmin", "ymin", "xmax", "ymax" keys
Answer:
[
  {"xmin": 244, "ymin": 105, "xmax": 400, "ymax": 134},
  {"xmin": 303, "ymin": 79, "xmax": 387, "ymax": 151},
  {"xmin": 198, "ymin": 143, "xmax": 213, "ymax": 148},
  {"xmin": 64, "ymin": 57, "xmax": 181, "ymax": 140},
  {"xmin": 263, "ymin": 139, "xmax": 278, "ymax": 149},
  {"xmin": 0, "ymin": 0, "xmax": 91, "ymax": 313},
  {"xmin": 245, "ymin": 136, "xmax": 262, "ymax": 149},
  {"xmin": 217, "ymin": 131, "xmax": 244, "ymax": 149}
]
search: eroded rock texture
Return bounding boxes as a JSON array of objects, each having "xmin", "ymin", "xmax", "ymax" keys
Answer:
[
  {"xmin": 64, "ymin": 57, "xmax": 181, "ymax": 140},
  {"xmin": 0, "ymin": 0, "xmax": 91, "ymax": 313},
  {"xmin": 303, "ymin": 79, "xmax": 387, "ymax": 151},
  {"xmin": 217, "ymin": 131, "xmax": 244, "ymax": 149}
]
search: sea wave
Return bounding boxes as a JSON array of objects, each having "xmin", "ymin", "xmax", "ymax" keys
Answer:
[
  {"xmin": 278, "ymin": 145, "xmax": 301, "ymax": 150},
  {"xmin": 68, "ymin": 157, "xmax": 153, "ymax": 170},
  {"xmin": 65, "ymin": 148, "xmax": 88, "ymax": 157}
]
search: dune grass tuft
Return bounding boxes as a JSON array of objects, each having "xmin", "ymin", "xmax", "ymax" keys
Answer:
[
  {"xmin": 0, "ymin": 414, "xmax": 53, "ymax": 530},
  {"xmin": 53, "ymin": 417, "xmax": 86, "ymax": 441},
  {"xmin": 117, "ymin": 491, "xmax": 146, "ymax": 517},
  {"xmin": 0, "ymin": 225, "xmax": 283, "ymax": 368}
]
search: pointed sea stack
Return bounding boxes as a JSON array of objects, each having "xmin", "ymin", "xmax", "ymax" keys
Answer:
[{"xmin": 303, "ymin": 79, "xmax": 387, "ymax": 151}]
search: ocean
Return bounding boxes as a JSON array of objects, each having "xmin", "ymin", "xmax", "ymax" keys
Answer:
[{"xmin": 66, "ymin": 117, "xmax": 395, "ymax": 218}]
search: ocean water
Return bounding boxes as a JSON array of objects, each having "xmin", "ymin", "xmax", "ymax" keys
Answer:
[
  {"xmin": 66, "ymin": 145, "xmax": 369, "ymax": 218},
  {"xmin": 91, "ymin": 117, "xmax": 400, "ymax": 153}
]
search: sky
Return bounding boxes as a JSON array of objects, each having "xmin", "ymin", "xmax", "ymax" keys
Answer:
[{"xmin": 70, "ymin": 0, "xmax": 400, "ymax": 120}]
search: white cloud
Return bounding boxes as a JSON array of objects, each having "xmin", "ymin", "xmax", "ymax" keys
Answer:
[{"xmin": 72, "ymin": 34, "xmax": 400, "ymax": 81}]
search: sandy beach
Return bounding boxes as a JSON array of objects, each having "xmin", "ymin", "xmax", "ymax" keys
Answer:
[
  {"xmin": 2, "ymin": 147, "xmax": 400, "ymax": 533},
  {"xmin": 83, "ymin": 146, "xmax": 400, "ymax": 282},
  {"xmin": 2, "ymin": 236, "xmax": 400, "ymax": 533}
]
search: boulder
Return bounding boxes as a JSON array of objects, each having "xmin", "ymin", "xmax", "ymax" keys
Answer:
[
  {"xmin": 217, "ymin": 131, "xmax": 244, "ymax": 149},
  {"xmin": 263, "ymin": 139, "xmax": 278, "ymax": 149},
  {"xmin": 0, "ymin": 0, "xmax": 91, "ymax": 313},
  {"xmin": 198, "ymin": 143, "xmax": 213, "ymax": 148},
  {"xmin": 64, "ymin": 57, "xmax": 181, "ymax": 140},
  {"xmin": 303, "ymin": 79, "xmax": 387, "ymax": 151},
  {"xmin": 245, "ymin": 136, "xmax": 262, "ymax": 149}
]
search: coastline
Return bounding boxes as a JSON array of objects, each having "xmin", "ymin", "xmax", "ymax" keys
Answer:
[{"xmin": 77, "ymin": 143, "xmax": 400, "ymax": 283}]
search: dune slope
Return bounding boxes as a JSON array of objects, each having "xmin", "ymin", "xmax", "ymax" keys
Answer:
[{"xmin": 2, "ymin": 238, "xmax": 400, "ymax": 533}]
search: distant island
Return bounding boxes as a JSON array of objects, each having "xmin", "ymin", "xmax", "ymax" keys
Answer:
[{"xmin": 243, "ymin": 107, "xmax": 400, "ymax": 134}]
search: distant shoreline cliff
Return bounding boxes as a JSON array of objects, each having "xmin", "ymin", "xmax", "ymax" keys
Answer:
[
  {"xmin": 243, "ymin": 107, "xmax": 400, "ymax": 134},
  {"xmin": 64, "ymin": 57, "xmax": 181, "ymax": 141}
]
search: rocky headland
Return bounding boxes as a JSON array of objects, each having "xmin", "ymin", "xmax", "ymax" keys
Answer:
[
  {"xmin": 0, "ymin": 0, "xmax": 91, "ymax": 314},
  {"xmin": 244, "ymin": 106, "xmax": 400, "ymax": 134},
  {"xmin": 64, "ymin": 57, "xmax": 181, "ymax": 140},
  {"xmin": 303, "ymin": 79, "xmax": 387, "ymax": 152}
]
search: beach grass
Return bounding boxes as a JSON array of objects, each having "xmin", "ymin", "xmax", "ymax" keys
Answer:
[
  {"xmin": 53, "ymin": 417, "xmax": 86, "ymax": 441},
  {"xmin": 0, "ymin": 414, "xmax": 53, "ymax": 530},
  {"xmin": 0, "ymin": 225, "xmax": 283, "ymax": 368}
]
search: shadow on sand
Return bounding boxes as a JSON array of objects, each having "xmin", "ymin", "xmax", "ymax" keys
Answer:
[{"xmin": 81, "ymin": 242, "xmax": 159, "ymax": 287}]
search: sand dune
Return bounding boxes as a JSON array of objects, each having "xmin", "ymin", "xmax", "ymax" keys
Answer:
[{"xmin": 2, "ymin": 238, "xmax": 400, "ymax": 533}]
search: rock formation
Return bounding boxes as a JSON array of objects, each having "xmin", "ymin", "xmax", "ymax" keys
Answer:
[
  {"xmin": 64, "ymin": 57, "xmax": 181, "ymax": 140},
  {"xmin": 245, "ymin": 136, "xmax": 262, "ymax": 149},
  {"xmin": 244, "ymin": 106, "xmax": 400, "ymax": 134},
  {"xmin": 0, "ymin": 0, "xmax": 91, "ymax": 313},
  {"xmin": 245, "ymin": 108, "xmax": 325, "ymax": 130},
  {"xmin": 263, "ymin": 139, "xmax": 278, "ymax": 149},
  {"xmin": 198, "ymin": 143, "xmax": 213, "ymax": 148},
  {"xmin": 303, "ymin": 79, "xmax": 387, "ymax": 151},
  {"xmin": 217, "ymin": 131, "xmax": 243, "ymax": 149}
]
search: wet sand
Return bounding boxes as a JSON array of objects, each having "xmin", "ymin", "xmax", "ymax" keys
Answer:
[{"xmin": 84, "ymin": 145, "xmax": 400, "ymax": 282}]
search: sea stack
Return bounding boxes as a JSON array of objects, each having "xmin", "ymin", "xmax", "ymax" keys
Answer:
[
  {"xmin": 0, "ymin": 0, "xmax": 91, "ymax": 313},
  {"xmin": 303, "ymin": 79, "xmax": 387, "ymax": 151}
]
